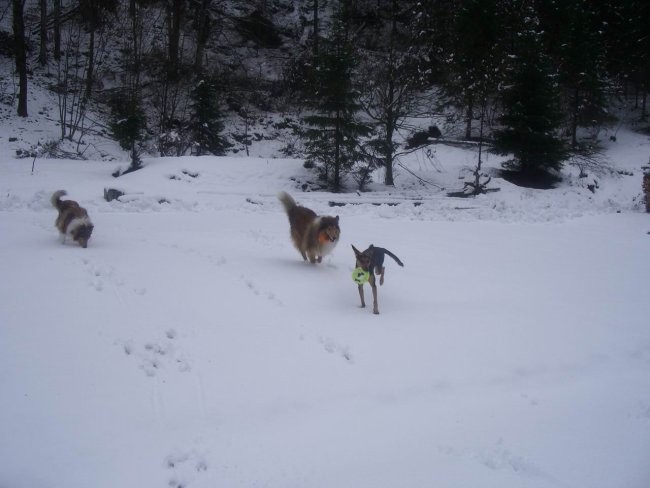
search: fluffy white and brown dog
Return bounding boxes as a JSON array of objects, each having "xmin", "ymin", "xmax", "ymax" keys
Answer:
[
  {"xmin": 51, "ymin": 190, "xmax": 94, "ymax": 248},
  {"xmin": 278, "ymin": 191, "xmax": 340, "ymax": 263}
]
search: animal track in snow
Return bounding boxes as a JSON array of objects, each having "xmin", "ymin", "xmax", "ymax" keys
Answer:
[
  {"xmin": 165, "ymin": 450, "xmax": 208, "ymax": 488},
  {"xmin": 441, "ymin": 439, "xmax": 556, "ymax": 482},
  {"xmin": 633, "ymin": 401, "xmax": 650, "ymax": 421},
  {"xmin": 81, "ymin": 258, "xmax": 146, "ymax": 295},
  {"xmin": 240, "ymin": 274, "xmax": 283, "ymax": 306},
  {"xmin": 319, "ymin": 336, "xmax": 353, "ymax": 363},
  {"xmin": 167, "ymin": 169, "xmax": 200, "ymax": 183},
  {"xmin": 519, "ymin": 393, "xmax": 539, "ymax": 407},
  {"xmin": 157, "ymin": 242, "xmax": 228, "ymax": 268},
  {"xmin": 120, "ymin": 329, "xmax": 190, "ymax": 377},
  {"xmin": 82, "ymin": 258, "xmax": 123, "ymax": 292}
]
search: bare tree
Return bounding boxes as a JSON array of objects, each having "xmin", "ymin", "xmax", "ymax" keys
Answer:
[
  {"xmin": 312, "ymin": 0, "xmax": 319, "ymax": 57},
  {"xmin": 56, "ymin": 24, "xmax": 107, "ymax": 144},
  {"xmin": 192, "ymin": 0, "xmax": 212, "ymax": 72},
  {"xmin": 39, "ymin": 0, "xmax": 48, "ymax": 65},
  {"xmin": 53, "ymin": 0, "xmax": 61, "ymax": 60},
  {"xmin": 79, "ymin": 0, "xmax": 117, "ymax": 99},
  {"xmin": 360, "ymin": 0, "xmax": 422, "ymax": 186},
  {"xmin": 167, "ymin": 0, "xmax": 186, "ymax": 78},
  {"xmin": 12, "ymin": 0, "xmax": 28, "ymax": 117}
]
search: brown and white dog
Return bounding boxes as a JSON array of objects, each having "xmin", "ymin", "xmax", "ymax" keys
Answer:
[
  {"xmin": 352, "ymin": 244, "xmax": 404, "ymax": 314},
  {"xmin": 278, "ymin": 191, "xmax": 340, "ymax": 263},
  {"xmin": 51, "ymin": 190, "xmax": 94, "ymax": 248}
]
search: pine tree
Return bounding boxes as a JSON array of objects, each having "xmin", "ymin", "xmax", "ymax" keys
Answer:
[
  {"xmin": 538, "ymin": 0, "xmax": 609, "ymax": 145},
  {"xmin": 410, "ymin": 0, "xmax": 457, "ymax": 84},
  {"xmin": 188, "ymin": 77, "xmax": 230, "ymax": 156},
  {"xmin": 110, "ymin": 94, "xmax": 147, "ymax": 172},
  {"xmin": 626, "ymin": 0, "xmax": 650, "ymax": 119},
  {"xmin": 493, "ymin": 5, "xmax": 567, "ymax": 180},
  {"xmin": 301, "ymin": 6, "xmax": 371, "ymax": 191},
  {"xmin": 444, "ymin": 0, "xmax": 505, "ymax": 139}
]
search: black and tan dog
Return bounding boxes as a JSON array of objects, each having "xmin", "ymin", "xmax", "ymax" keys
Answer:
[
  {"xmin": 352, "ymin": 244, "xmax": 404, "ymax": 314},
  {"xmin": 51, "ymin": 190, "xmax": 94, "ymax": 248},
  {"xmin": 278, "ymin": 191, "xmax": 340, "ymax": 263}
]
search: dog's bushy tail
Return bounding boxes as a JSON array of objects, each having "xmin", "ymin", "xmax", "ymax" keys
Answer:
[
  {"xmin": 51, "ymin": 190, "xmax": 67, "ymax": 210},
  {"xmin": 278, "ymin": 191, "xmax": 296, "ymax": 214},
  {"xmin": 384, "ymin": 249, "xmax": 404, "ymax": 267}
]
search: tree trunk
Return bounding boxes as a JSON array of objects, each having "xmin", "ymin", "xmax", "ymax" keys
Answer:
[
  {"xmin": 383, "ymin": 0, "xmax": 397, "ymax": 187},
  {"xmin": 334, "ymin": 109, "xmax": 341, "ymax": 191},
  {"xmin": 473, "ymin": 96, "xmax": 486, "ymax": 195},
  {"xmin": 384, "ymin": 124, "xmax": 395, "ymax": 186},
  {"xmin": 12, "ymin": 0, "xmax": 28, "ymax": 117},
  {"xmin": 85, "ymin": 28, "xmax": 95, "ymax": 99},
  {"xmin": 464, "ymin": 93, "xmax": 473, "ymax": 140},
  {"xmin": 39, "ymin": 0, "xmax": 47, "ymax": 65},
  {"xmin": 167, "ymin": 0, "xmax": 183, "ymax": 79},
  {"xmin": 53, "ymin": 0, "xmax": 61, "ymax": 60},
  {"xmin": 129, "ymin": 0, "xmax": 140, "ymax": 91},
  {"xmin": 571, "ymin": 86, "xmax": 579, "ymax": 146},
  {"xmin": 384, "ymin": 61, "xmax": 396, "ymax": 186},
  {"xmin": 312, "ymin": 0, "xmax": 319, "ymax": 57},
  {"xmin": 193, "ymin": 0, "xmax": 211, "ymax": 72}
]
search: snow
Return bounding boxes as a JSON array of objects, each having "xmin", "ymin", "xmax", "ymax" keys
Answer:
[{"xmin": 1, "ymin": 95, "xmax": 650, "ymax": 488}]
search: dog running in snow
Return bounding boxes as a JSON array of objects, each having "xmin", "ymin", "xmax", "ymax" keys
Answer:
[
  {"xmin": 278, "ymin": 191, "xmax": 340, "ymax": 264},
  {"xmin": 352, "ymin": 244, "xmax": 404, "ymax": 314},
  {"xmin": 51, "ymin": 190, "xmax": 94, "ymax": 248}
]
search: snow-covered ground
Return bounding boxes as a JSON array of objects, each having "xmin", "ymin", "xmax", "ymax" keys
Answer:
[{"xmin": 1, "ymin": 108, "xmax": 650, "ymax": 488}]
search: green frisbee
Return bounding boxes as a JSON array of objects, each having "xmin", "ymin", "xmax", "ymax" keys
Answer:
[{"xmin": 352, "ymin": 267, "xmax": 370, "ymax": 284}]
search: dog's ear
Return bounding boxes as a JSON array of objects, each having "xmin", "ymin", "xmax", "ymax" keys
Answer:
[
  {"xmin": 351, "ymin": 244, "xmax": 361, "ymax": 256},
  {"xmin": 369, "ymin": 244, "xmax": 374, "ymax": 249}
]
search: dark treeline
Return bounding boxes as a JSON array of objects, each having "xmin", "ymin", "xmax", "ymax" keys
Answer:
[{"xmin": 7, "ymin": 0, "xmax": 650, "ymax": 189}]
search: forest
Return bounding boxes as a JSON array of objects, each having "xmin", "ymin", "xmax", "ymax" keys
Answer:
[{"xmin": 4, "ymin": 0, "xmax": 650, "ymax": 190}]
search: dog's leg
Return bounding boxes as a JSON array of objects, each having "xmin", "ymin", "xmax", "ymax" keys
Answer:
[
  {"xmin": 378, "ymin": 266, "xmax": 385, "ymax": 286},
  {"xmin": 307, "ymin": 252, "xmax": 317, "ymax": 264},
  {"xmin": 358, "ymin": 284, "xmax": 366, "ymax": 308},
  {"xmin": 371, "ymin": 282, "xmax": 379, "ymax": 314},
  {"xmin": 297, "ymin": 244, "xmax": 308, "ymax": 261},
  {"xmin": 317, "ymin": 256, "xmax": 322, "ymax": 263}
]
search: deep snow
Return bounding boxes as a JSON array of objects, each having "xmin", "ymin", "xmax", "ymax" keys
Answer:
[{"xmin": 1, "ymin": 117, "xmax": 650, "ymax": 488}]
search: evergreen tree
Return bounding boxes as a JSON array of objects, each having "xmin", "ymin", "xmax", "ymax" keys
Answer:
[
  {"xmin": 625, "ymin": 0, "xmax": 650, "ymax": 119},
  {"xmin": 410, "ymin": 0, "xmax": 457, "ymax": 84},
  {"xmin": 444, "ymin": 0, "xmax": 505, "ymax": 139},
  {"xmin": 301, "ymin": 6, "xmax": 371, "ymax": 191},
  {"xmin": 110, "ymin": 93, "xmax": 147, "ymax": 171},
  {"xmin": 188, "ymin": 77, "xmax": 230, "ymax": 156},
  {"xmin": 538, "ymin": 0, "xmax": 609, "ymax": 145},
  {"xmin": 493, "ymin": 5, "xmax": 567, "ymax": 180}
]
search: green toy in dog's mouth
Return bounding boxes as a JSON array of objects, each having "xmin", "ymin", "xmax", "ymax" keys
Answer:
[{"xmin": 352, "ymin": 267, "xmax": 370, "ymax": 284}]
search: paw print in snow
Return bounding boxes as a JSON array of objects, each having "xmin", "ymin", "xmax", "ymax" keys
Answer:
[
  {"xmin": 240, "ymin": 274, "xmax": 283, "ymax": 306},
  {"xmin": 165, "ymin": 450, "xmax": 208, "ymax": 488},
  {"xmin": 319, "ymin": 337, "xmax": 353, "ymax": 363},
  {"xmin": 119, "ymin": 329, "xmax": 190, "ymax": 377}
]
